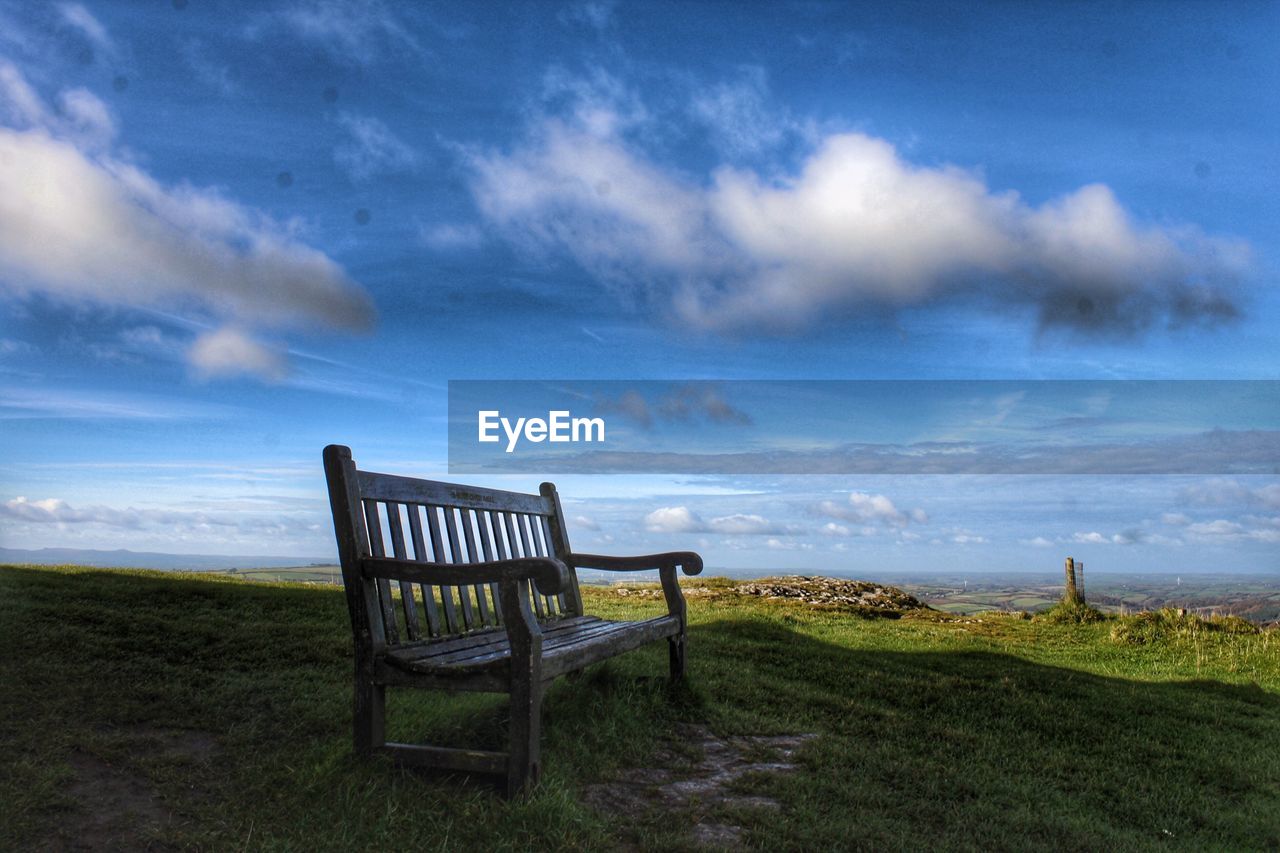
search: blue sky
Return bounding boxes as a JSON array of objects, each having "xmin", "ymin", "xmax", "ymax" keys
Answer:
[{"xmin": 0, "ymin": 1, "xmax": 1276, "ymax": 573}]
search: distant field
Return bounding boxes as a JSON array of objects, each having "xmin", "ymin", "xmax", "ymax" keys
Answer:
[
  {"xmin": 216, "ymin": 565, "xmax": 342, "ymax": 584},
  {"xmin": 896, "ymin": 573, "xmax": 1280, "ymax": 624},
  {"xmin": 206, "ymin": 566, "xmax": 1280, "ymax": 625}
]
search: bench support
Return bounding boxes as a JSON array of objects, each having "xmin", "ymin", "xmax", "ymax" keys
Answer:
[
  {"xmin": 501, "ymin": 576, "xmax": 544, "ymax": 796},
  {"xmin": 354, "ymin": 669, "xmax": 386, "ymax": 755}
]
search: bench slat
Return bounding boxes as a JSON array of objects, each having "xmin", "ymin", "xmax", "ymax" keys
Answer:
[
  {"xmin": 356, "ymin": 470, "xmax": 551, "ymax": 515},
  {"xmin": 480, "ymin": 510, "xmax": 505, "ymax": 624},
  {"xmin": 363, "ymin": 499, "xmax": 400, "ymax": 645},
  {"xmin": 424, "ymin": 505, "xmax": 462, "ymax": 634},
  {"xmin": 384, "ymin": 502, "xmax": 421, "ymax": 641},
  {"xmin": 383, "ymin": 615, "xmax": 679, "ymax": 677},
  {"xmin": 527, "ymin": 514, "xmax": 560, "ymax": 618},
  {"xmin": 538, "ymin": 515, "xmax": 569, "ymax": 614},
  {"xmin": 461, "ymin": 509, "xmax": 496, "ymax": 628},
  {"xmin": 442, "ymin": 507, "xmax": 477, "ymax": 630},
  {"xmin": 405, "ymin": 506, "xmax": 442, "ymax": 636},
  {"xmin": 422, "ymin": 618, "xmax": 642, "ymax": 668},
  {"xmin": 387, "ymin": 615, "xmax": 601, "ymax": 664}
]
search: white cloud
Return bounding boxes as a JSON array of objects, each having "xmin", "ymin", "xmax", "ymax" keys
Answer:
[
  {"xmin": 644, "ymin": 505, "xmax": 703, "ymax": 533},
  {"xmin": 1023, "ymin": 536, "xmax": 1054, "ymax": 547},
  {"xmin": 573, "ymin": 514, "xmax": 600, "ymax": 531},
  {"xmin": 1071, "ymin": 531, "xmax": 1109, "ymax": 544},
  {"xmin": 469, "ymin": 87, "xmax": 1249, "ymax": 336},
  {"xmin": 1161, "ymin": 512, "xmax": 1192, "ymax": 526},
  {"xmin": 706, "ymin": 513, "xmax": 774, "ymax": 535},
  {"xmin": 2, "ymin": 495, "xmax": 321, "ymax": 537},
  {"xmin": 818, "ymin": 491, "xmax": 926, "ymax": 528},
  {"xmin": 189, "ymin": 327, "xmax": 288, "ymax": 382},
  {"xmin": 820, "ymin": 521, "xmax": 852, "ymax": 537},
  {"xmin": 0, "ymin": 62, "xmax": 372, "ymax": 380},
  {"xmin": 334, "ymin": 112, "xmax": 418, "ymax": 180},
  {"xmin": 1186, "ymin": 519, "xmax": 1241, "ymax": 537},
  {"xmin": 643, "ymin": 505, "xmax": 781, "ymax": 535}
]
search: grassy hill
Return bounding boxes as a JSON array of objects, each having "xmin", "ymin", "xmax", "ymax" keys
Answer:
[{"xmin": 2, "ymin": 565, "xmax": 1277, "ymax": 851}]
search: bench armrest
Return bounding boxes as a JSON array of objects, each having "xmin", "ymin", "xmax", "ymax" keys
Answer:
[
  {"xmin": 567, "ymin": 552, "xmax": 703, "ymax": 576},
  {"xmin": 360, "ymin": 556, "xmax": 569, "ymax": 596}
]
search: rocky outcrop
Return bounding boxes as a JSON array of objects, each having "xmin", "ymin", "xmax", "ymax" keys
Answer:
[{"xmin": 609, "ymin": 575, "xmax": 932, "ymax": 618}]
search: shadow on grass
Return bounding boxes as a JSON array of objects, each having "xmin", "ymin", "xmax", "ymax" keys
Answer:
[{"xmin": 3, "ymin": 566, "xmax": 1278, "ymax": 851}]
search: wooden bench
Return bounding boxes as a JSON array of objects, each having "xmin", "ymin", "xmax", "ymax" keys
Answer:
[{"xmin": 323, "ymin": 445, "xmax": 703, "ymax": 795}]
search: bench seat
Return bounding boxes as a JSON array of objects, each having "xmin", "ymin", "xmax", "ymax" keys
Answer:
[{"xmin": 380, "ymin": 614, "xmax": 680, "ymax": 682}]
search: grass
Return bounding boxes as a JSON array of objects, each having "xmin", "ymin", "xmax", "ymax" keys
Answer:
[{"xmin": 2, "ymin": 564, "xmax": 1278, "ymax": 851}]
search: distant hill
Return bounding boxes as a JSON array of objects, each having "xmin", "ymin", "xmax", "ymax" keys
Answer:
[{"xmin": 0, "ymin": 547, "xmax": 334, "ymax": 571}]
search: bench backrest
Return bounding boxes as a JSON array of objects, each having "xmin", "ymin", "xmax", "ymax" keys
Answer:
[{"xmin": 323, "ymin": 445, "xmax": 583, "ymax": 648}]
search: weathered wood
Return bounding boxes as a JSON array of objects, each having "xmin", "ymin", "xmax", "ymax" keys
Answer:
[
  {"xmin": 478, "ymin": 510, "xmax": 504, "ymax": 624},
  {"xmin": 405, "ymin": 507, "xmax": 442, "ymax": 636},
  {"xmin": 460, "ymin": 509, "xmax": 495, "ymax": 627},
  {"xmin": 357, "ymin": 470, "xmax": 552, "ymax": 515},
  {"xmin": 1064, "ymin": 556, "xmax": 1081, "ymax": 604},
  {"xmin": 660, "ymin": 565, "xmax": 687, "ymax": 679},
  {"xmin": 424, "ymin": 505, "xmax": 462, "ymax": 633},
  {"xmin": 500, "ymin": 575, "xmax": 542, "ymax": 796},
  {"xmin": 385, "ymin": 502, "xmax": 420, "ymax": 641},
  {"xmin": 323, "ymin": 444, "xmax": 703, "ymax": 797},
  {"xmin": 540, "ymin": 483, "xmax": 583, "ymax": 616},
  {"xmin": 538, "ymin": 512, "xmax": 571, "ymax": 615},
  {"xmin": 442, "ymin": 507, "xmax": 477, "ymax": 629},
  {"xmin": 363, "ymin": 500, "xmax": 399, "ymax": 645},
  {"xmin": 361, "ymin": 556, "xmax": 568, "ymax": 593},
  {"xmin": 569, "ymin": 552, "xmax": 704, "ymax": 574}
]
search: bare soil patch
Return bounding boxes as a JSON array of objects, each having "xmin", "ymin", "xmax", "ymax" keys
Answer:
[
  {"xmin": 584, "ymin": 723, "xmax": 816, "ymax": 849},
  {"xmin": 42, "ymin": 727, "xmax": 219, "ymax": 852}
]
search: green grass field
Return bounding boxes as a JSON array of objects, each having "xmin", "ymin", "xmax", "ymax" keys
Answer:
[{"xmin": 2, "ymin": 565, "xmax": 1277, "ymax": 851}]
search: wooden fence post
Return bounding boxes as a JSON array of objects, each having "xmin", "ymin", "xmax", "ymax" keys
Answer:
[{"xmin": 1064, "ymin": 556, "xmax": 1081, "ymax": 604}]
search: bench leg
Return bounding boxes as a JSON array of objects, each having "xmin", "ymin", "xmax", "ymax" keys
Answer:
[
  {"xmin": 506, "ymin": 677, "xmax": 543, "ymax": 797},
  {"xmin": 668, "ymin": 632, "xmax": 686, "ymax": 680},
  {"xmin": 353, "ymin": 677, "xmax": 386, "ymax": 756}
]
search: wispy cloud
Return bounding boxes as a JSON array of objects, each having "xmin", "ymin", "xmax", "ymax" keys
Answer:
[
  {"xmin": 250, "ymin": 0, "xmax": 424, "ymax": 64},
  {"xmin": 688, "ymin": 66, "xmax": 805, "ymax": 159},
  {"xmin": 0, "ymin": 388, "xmax": 235, "ymax": 420},
  {"xmin": 180, "ymin": 39, "xmax": 238, "ymax": 97},
  {"xmin": 57, "ymin": 3, "xmax": 118, "ymax": 63},
  {"xmin": 334, "ymin": 111, "xmax": 418, "ymax": 180},
  {"xmin": 419, "ymin": 222, "xmax": 483, "ymax": 252}
]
